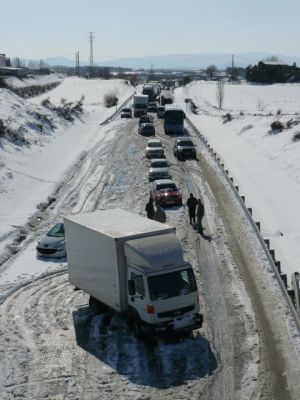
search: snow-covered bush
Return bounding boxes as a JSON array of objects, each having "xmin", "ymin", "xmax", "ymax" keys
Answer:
[
  {"xmin": 41, "ymin": 96, "xmax": 84, "ymax": 120},
  {"xmin": 270, "ymin": 120, "xmax": 284, "ymax": 133},
  {"xmin": 0, "ymin": 118, "xmax": 29, "ymax": 145},
  {"xmin": 223, "ymin": 113, "xmax": 233, "ymax": 123},
  {"xmin": 103, "ymin": 91, "xmax": 118, "ymax": 107},
  {"xmin": 292, "ymin": 132, "xmax": 300, "ymax": 142}
]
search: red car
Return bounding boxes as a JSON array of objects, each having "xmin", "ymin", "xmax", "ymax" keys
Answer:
[{"xmin": 151, "ymin": 179, "xmax": 182, "ymax": 206}]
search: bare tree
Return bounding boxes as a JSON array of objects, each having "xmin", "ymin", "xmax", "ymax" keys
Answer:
[
  {"xmin": 11, "ymin": 57, "xmax": 25, "ymax": 68},
  {"xmin": 216, "ymin": 80, "xmax": 225, "ymax": 109}
]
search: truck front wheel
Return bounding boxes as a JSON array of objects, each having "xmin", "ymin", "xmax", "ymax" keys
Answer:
[
  {"xmin": 89, "ymin": 296, "xmax": 108, "ymax": 315},
  {"xmin": 132, "ymin": 319, "xmax": 143, "ymax": 339}
]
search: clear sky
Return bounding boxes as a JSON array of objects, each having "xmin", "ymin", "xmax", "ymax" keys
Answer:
[{"xmin": 1, "ymin": 0, "xmax": 300, "ymax": 61}]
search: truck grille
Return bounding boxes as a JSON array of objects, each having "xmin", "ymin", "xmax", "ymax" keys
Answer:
[{"xmin": 157, "ymin": 304, "xmax": 194, "ymax": 319}]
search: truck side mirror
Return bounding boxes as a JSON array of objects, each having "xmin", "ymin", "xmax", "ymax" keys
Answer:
[{"xmin": 128, "ymin": 279, "xmax": 136, "ymax": 296}]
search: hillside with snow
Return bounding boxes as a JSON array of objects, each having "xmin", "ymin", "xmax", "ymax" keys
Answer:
[
  {"xmin": 0, "ymin": 77, "xmax": 135, "ymax": 260},
  {"xmin": 175, "ymin": 81, "xmax": 300, "ymax": 283}
]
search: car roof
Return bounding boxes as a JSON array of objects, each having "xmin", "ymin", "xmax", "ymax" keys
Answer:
[
  {"xmin": 148, "ymin": 138, "xmax": 161, "ymax": 144},
  {"xmin": 176, "ymin": 136, "xmax": 192, "ymax": 141},
  {"xmin": 151, "ymin": 158, "xmax": 167, "ymax": 163},
  {"xmin": 154, "ymin": 179, "xmax": 175, "ymax": 185},
  {"xmin": 141, "ymin": 122, "xmax": 154, "ymax": 127}
]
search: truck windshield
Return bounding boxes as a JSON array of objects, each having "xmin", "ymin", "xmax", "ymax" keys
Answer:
[{"xmin": 148, "ymin": 268, "xmax": 197, "ymax": 300}]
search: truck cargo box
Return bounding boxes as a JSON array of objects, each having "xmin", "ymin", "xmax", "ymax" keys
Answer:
[{"xmin": 64, "ymin": 209, "xmax": 175, "ymax": 313}]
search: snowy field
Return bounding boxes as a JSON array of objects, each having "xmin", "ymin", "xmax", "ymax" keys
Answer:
[{"xmin": 176, "ymin": 81, "xmax": 300, "ymax": 283}]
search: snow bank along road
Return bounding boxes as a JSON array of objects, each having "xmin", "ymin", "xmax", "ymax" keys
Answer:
[{"xmin": 1, "ymin": 101, "xmax": 300, "ymax": 399}]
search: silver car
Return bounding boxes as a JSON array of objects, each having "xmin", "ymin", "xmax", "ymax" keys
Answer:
[
  {"xmin": 145, "ymin": 139, "xmax": 164, "ymax": 158},
  {"xmin": 148, "ymin": 158, "xmax": 171, "ymax": 181},
  {"xmin": 36, "ymin": 223, "xmax": 66, "ymax": 258}
]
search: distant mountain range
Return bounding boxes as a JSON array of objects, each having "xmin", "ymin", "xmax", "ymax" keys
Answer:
[{"xmin": 44, "ymin": 52, "xmax": 300, "ymax": 70}]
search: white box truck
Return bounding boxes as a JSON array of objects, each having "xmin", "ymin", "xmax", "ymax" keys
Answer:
[
  {"xmin": 64, "ymin": 209, "xmax": 202, "ymax": 337},
  {"xmin": 133, "ymin": 94, "xmax": 149, "ymax": 117}
]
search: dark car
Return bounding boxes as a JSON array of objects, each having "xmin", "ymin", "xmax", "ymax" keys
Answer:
[
  {"xmin": 173, "ymin": 137, "xmax": 196, "ymax": 160},
  {"xmin": 139, "ymin": 114, "xmax": 153, "ymax": 125},
  {"xmin": 138, "ymin": 123, "xmax": 155, "ymax": 136},
  {"xmin": 121, "ymin": 107, "xmax": 132, "ymax": 118},
  {"xmin": 148, "ymin": 102, "xmax": 158, "ymax": 112},
  {"xmin": 150, "ymin": 179, "xmax": 182, "ymax": 206}
]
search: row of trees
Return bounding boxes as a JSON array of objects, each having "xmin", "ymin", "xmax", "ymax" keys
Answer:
[{"xmin": 10, "ymin": 57, "xmax": 49, "ymax": 70}]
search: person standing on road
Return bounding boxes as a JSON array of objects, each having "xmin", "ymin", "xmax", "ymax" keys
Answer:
[
  {"xmin": 153, "ymin": 205, "xmax": 167, "ymax": 223},
  {"xmin": 145, "ymin": 196, "xmax": 154, "ymax": 220},
  {"xmin": 196, "ymin": 198, "xmax": 205, "ymax": 235},
  {"xmin": 186, "ymin": 193, "xmax": 198, "ymax": 224}
]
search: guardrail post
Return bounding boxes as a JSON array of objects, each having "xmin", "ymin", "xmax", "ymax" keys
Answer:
[
  {"xmin": 230, "ymin": 177, "xmax": 234, "ymax": 183},
  {"xmin": 248, "ymin": 207, "xmax": 252, "ymax": 215},
  {"xmin": 264, "ymin": 239, "xmax": 270, "ymax": 249},
  {"xmin": 235, "ymin": 186, "xmax": 239, "ymax": 192},
  {"xmin": 225, "ymin": 170, "xmax": 229, "ymax": 175},
  {"xmin": 221, "ymin": 163, "xmax": 224, "ymax": 168},
  {"xmin": 288, "ymin": 289, "xmax": 295, "ymax": 305},
  {"xmin": 269, "ymin": 249, "xmax": 275, "ymax": 260},
  {"xmin": 280, "ymin": 274, "xmax": 288, "ymax": 288},
  {"xmin": 275, "ymin": 261, "xmax": 281, "ymax": 273},
  {"xmin": 256, "ymin": 221, "xmax": 261, "ymax": 230},
  {"xmin": 241, "ymin": 195, "xmax": 245, "ymax": 202}
]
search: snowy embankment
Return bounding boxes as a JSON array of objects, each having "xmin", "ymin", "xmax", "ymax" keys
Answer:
[
  {"xmin": 175, "ymin": 81, "xmax": 300, "ymax": 283},
  {"xmin": 0, "ymin": 77, "xmax": 135, "ymax": 254},
  {"xmin": 3, "ymin": 73, "xmax": 65, "ymax": 89}
]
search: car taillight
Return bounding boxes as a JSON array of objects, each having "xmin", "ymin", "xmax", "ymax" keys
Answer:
[{"xmin": 147, "ymin": 305, "xmax": 155, "ymax": 314}]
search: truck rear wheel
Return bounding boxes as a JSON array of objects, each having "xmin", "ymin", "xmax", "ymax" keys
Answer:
[{"xmin": 89, "ymin": 296, "xmax": 108, "ymax": 315}]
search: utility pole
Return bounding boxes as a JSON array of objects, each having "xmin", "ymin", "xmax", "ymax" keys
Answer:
[
  {"xmin": 232, "ymin": 54, "xmax": 235, "ymax": 79},
  {"xmin": 75, "ymin": 51, "xmax": 80, "ymax": 76},
  {"xmin": 88, "ymin": 32, "xmax": 94, "ymax": 76}
]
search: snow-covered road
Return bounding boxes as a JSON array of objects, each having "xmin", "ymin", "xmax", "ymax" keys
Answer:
[{"xmin": 1, "ymin": 79, "xmax": 300, "ymax": 399}]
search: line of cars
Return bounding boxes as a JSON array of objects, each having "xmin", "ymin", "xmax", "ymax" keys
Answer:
[
  {"xmin": 145, "ymin": 137, "xmax": 182, "ymax": 207},
  {"xmin": 140, "ymin": 104, "xmax": 183, "ymax": 207},
  {"xmin": 36, "ymin": 94, "xmax": 191, "ymax": 259}
]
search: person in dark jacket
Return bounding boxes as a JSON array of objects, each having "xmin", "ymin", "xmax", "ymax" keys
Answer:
[
  {"xmin": 196, "ymin": 198, "xmax": 205, "ymax": 235},
  {"xmin": 145, "ymin": 197, "xmax": 154, "ymax": 219},
  {"xmin": 186, "ymin": 193, "xmax": 198, "ymax": 224},
  {"xmin": 153, "ymin": 205, "xmax": 166, "ymax": 223}
]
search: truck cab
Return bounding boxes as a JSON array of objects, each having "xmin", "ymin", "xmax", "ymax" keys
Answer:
[{"xmin": 125, "ymin": 234, "xmax": 202, "ymax": 335}]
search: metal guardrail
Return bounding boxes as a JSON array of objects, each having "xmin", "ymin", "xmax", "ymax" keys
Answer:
[
  {"xmin": 292, "ymin": 272, "xmax": 300, "ymax": 314},
  {"xmin": 185, "ymin": 115, "xmax": 300, "ymax": 333},
  {"xmin": 100, "ymin": 92, "xmax": 136, "ymax": 126}
]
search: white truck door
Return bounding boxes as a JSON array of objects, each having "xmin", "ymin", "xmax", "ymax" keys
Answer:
[{"xmin": 128, "ymin": 271, "xmax": 147, "ymax": 320}]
